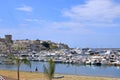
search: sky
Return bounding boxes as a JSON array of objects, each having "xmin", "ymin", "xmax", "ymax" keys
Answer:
[{"xmin": 0, "ymin": 0, "xmax": 120, "ymax": 48}]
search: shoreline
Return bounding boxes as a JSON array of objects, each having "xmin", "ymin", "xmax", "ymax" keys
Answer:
[{"xmin": 0, "ymin": 70, "xmax": 120, "ymax": 80}]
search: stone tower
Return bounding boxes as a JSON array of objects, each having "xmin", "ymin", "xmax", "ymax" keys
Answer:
[{"xmin": 5, "ymin": 35, "xmax": 12, "ymax": 43}]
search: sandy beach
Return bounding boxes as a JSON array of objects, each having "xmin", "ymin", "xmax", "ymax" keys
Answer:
[{"xmin": 0, "ymin": 70, "xmax": 120, "ymax": 80}]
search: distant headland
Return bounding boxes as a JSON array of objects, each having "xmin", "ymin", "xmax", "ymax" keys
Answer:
[{"xmin": 0, "ymin": 34, "xmax": 69, "ymax": 53}]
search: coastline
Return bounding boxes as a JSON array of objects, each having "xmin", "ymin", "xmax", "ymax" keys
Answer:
[{"xmin": 0, "ymin": 70, "xmax": 120, "ymax": 80}]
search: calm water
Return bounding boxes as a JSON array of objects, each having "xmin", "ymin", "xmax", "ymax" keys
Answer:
[{"xmin": 0, "ymin": 61, "xmax": 120, "ymax": 78}]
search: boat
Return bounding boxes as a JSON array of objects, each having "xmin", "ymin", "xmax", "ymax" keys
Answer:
[
  {"xmin": 2, "ymin": 59, "xmax": 14, "ymax": 65},
  {"xmin": 92, "ymin": 60, "xmax": 101, "ymax": 66},
  {"xmin": 93, "ymin": 62, "xmax": 101, "ymax": 66},
  {"xmin": 53, "ymin": 76, "xmax": 64, "ymax": 79},
  {"xmin": 53, "ymin": 59, "xmax": 62, "ymax": 63},
  {"xmin": 4, "ymin": 61, "xmax": 14, "ymax": 65},
  {"xmin": 0, "ymin": 61, "xmax": 2, "ymax": 64},
  {"xmin": 84, "ymin": 59, "xmax": 91, "ymax": 65}
]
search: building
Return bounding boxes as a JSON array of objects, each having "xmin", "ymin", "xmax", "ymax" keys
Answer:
[{"xmin": 0, "ymin": 35, "xmax": 13, "ymax": 43}]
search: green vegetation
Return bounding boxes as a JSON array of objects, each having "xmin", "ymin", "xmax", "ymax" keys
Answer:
[
  {"xmin": 50, "ymin": 44, "xmax": 58, "ymax": 49},
  {"xmin": 7, "ymin": 45, "xmax": 31, "ymax": 80},
  {"xmin": 7, "ymin": 54, "xmax": 31, "ymax": 80},
  {"xmin": 41, "ymin": 42, "xmax": 50, "ymax": 50},
  {"xmin": 43, "ymin": 59, "xmax": 55, "ymax": 80}
]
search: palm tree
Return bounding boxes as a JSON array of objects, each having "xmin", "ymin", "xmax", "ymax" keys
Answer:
[
  {"xmin": 7, "ymin": 53, "xmax": 31, "ymax": 80},
  {"xmin": 43, "ymin": 59, "xmax": 55, "ymax": 80},
  {"xmin": 7, "ymin": 45, "xmax": 31, "ymax": 80}
]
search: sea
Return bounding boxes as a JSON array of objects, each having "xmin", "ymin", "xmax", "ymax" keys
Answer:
[{"xmin": 0, "ymin": 61, "xmax": 120, "ymax": 78}]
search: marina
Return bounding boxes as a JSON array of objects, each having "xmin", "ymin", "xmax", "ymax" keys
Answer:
[
  {"xmin": 0, "ymin": 35, "xmax": 120, "ymax": 78},
  {"xmin": 0, "ymin": 48, "xmax": 120, "ymax": 78},
  {"xmin": 1, "ymin": 48, "xmax": 120, "ymax": 66}
]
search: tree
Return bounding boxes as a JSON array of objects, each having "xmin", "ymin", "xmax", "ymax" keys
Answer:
[
  {"xmin": 50, "ymin": 44, "xmax": 58, "ymax": 50},
  {"xmin": 7, "ymin": 54, "xmax": 31, "ymax": 80},
  {"xmin": 41, "ymin": 42, "xmax": 50, "ymax": 50},
  {"xmin": 43, "ymin": 59, "xmax": 55, "ymax": 80},
  {"xmin": 7, "ymin": 45, "xmax": 31, "ymax": 80}
]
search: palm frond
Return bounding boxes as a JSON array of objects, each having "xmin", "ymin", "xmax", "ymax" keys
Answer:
[
  {"xmin": 49, "ymin": 59, "xmax": 55, "ymax": 77},
  {"xmin": 21, "ymin": 58, "xmax": 31, "ymax": 68},
  {"xmin": 43, "ymin": 59, "xmax": 55, "ymax": 80},
  {"xmin": 6, "ymin": 53, "xmax": 15, "ymax": 60}
]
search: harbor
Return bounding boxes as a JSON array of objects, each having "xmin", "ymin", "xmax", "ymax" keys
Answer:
[
  {"xmin": 1, "ymin": 48, "xmax": 120, "ymax": 66},
  {"xmin": 1, "ymin": 48, "xmax": 120, "ymax": 78},
  {"xmin": 0, "ymin": 35, "xmax": 120, "ymax": 66},
  {"xmin": 0, "ymin": 35, "xmax": 120, "ymax": 78}
]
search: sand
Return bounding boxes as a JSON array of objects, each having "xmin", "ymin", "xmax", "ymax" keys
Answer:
[{"xmin": 0, "ymin": 70, "xmax": 120, "ymax": 80}]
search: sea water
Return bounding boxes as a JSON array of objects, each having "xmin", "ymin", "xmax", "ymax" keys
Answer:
[{"xmin": 0, "ymin": 61, "xmax": 120, "ymax": 78}]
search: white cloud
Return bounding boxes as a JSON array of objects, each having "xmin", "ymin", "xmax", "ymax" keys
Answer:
[
  {"xmin": 16, "ymin": 0, "xmax": 120, "ymax": 37},
  {"xmin": 25, "ymin": 19, "xmax": 39, "ymax": 22},
  {"xmin": 9, "ymin": 0, "xmax": 120, "ymax": 41},
  {"xmin": 42, "ymin": 0, "xmax": 120, "ymax": 37},
  {"xmin": 24, "ymin": 18, "xmax": 46, "ymax": 23},
  {"xmin": 62, "ymin": 0, "xmax": 120, "ymax": 23},
  {"xmin": 16, "ymin": 5, "xmax": 33, "ymax": 12},
  {"xmin": 23, "ymin": 18, "xmax": 50, "ymax": 27}
]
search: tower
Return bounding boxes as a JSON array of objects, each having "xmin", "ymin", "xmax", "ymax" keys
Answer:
[{"xmin": 5, "ymin": 35, "xmax": 12, "ymax": 43}]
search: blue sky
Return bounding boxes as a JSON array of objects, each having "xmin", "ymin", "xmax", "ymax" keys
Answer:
[{"xmin": 0, "ymin": 0, "xmax": 120, "ymax": 48}]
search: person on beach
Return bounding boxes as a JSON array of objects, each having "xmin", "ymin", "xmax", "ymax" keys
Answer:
[{"xmin": 35, "ymin": 66, "xmax": 38, "ymax": 72}]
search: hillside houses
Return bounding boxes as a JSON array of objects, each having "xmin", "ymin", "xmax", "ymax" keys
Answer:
[{"xmin": 0, "ymin": 35, "xmax": 69, "ymax": 53}]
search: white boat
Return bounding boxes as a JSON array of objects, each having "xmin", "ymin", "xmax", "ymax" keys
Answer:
[{"xmin": 85, "ymin": 59, "xmax": 91, "ymax": 65}]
